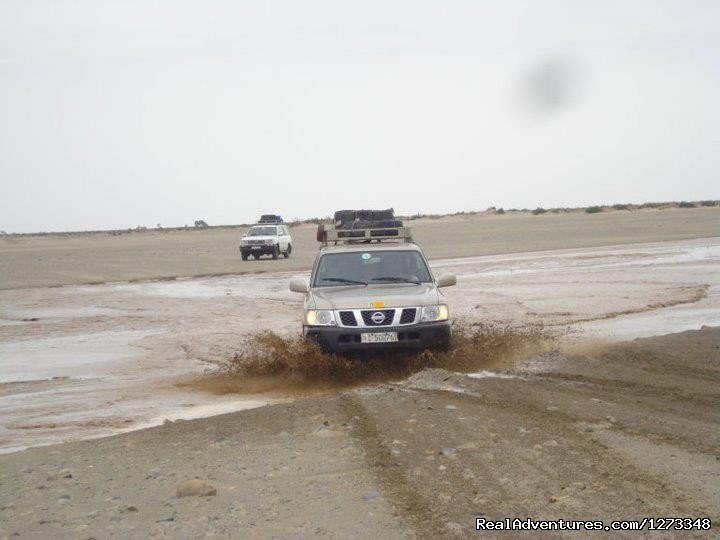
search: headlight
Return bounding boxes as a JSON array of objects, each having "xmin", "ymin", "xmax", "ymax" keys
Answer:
[
  {"xmin": 306, "ymin": 310, "xmax": 335, "ymax": 326},
  {"xmin": 421, "ymin": 304, "xmax": 449, "ymax": 322},
  {"xmin": 240, "ymin": 239, "xmax": 248, "ymax": 246},
  {"xmin": 265, "ymin": 239, "xmax": 275, "ymax": 245}
]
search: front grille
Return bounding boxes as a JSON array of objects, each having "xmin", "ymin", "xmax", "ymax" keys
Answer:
[
  {"xmin": 361, "ymin": 309, "xmax": 395, "ymax": 326},
  {"xmin": 400, "ymin": 308, "xmax": 417, "ymax": 324},
  {"xmin": 246, "ymin": 239, "xmax": 264, "ymax": 245},
  {"xmin": 339, "ymin": 311, "xmax": 357, "ymax": 326}
]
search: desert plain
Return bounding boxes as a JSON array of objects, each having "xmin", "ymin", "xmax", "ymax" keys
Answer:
[{"xmin": 0, "ymin": 207, "xmax": 719, "ymax": 539}]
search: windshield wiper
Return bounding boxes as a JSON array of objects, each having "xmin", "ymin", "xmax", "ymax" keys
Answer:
[
  {"xmin": 372, "ymin": 276, "xmax": 421, "ymax": 285},
  {"xmin": 321, "ymin": 277, "xmax": 368, "ymax": 286}
]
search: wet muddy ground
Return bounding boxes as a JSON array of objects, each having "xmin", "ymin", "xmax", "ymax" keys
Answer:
[
  {"xmin": 0, "ymin": 327, "xmax": 717, "ymax": 538},
  {"xmin": 0, "ymin": 237, "xmax": 718, "ymax": 453}
]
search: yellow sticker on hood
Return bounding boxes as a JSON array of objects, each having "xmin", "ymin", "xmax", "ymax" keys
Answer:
[{"xmin": 369, "ymin": 301, "xmax": 386, "ymax": 308}]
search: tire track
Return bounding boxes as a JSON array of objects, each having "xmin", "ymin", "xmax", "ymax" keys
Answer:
[{"xmin": 339, "ymin": 393, "xmax": 447, "ymax": 539}]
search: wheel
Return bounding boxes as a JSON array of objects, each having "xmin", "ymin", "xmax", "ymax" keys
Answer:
[
  {"xmin": 252, "ymin": 253, "xmax": 260, "ymax": 260},
  {"xmin": 272, "ymin": 244, "xmax": 280, "ymax": 260},
  {"xmin": 283, "ymin": 244, "xmax": 292, "ymax": 258},
  {"xmin": 241, "ymin": 252, "xmax": 248, "ymax": 261}
]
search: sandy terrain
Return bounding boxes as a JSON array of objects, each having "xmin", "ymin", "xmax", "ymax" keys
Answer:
[
  {"xmin": 1, "ymin": 237, "xmax": 718, "ymax": 454},
  {"xmin": 0, "ymin": 213, "xmax": 719, "ymax": 538},
  {"xmin": 1, "ymin": 207, "xmax": 718, "ymax": 290},
  {"xmin": 0, "ymin": 328, "xmax": 717, "ymax": 539}
]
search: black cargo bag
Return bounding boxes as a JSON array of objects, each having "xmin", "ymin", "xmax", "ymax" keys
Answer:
[
  {"xmin": 333, "ymin": 210, "xmax": 356, "ymax": 227},
  {"xmin": 371, "ymin": 209, "xmax": 395, "ymax": 221}
]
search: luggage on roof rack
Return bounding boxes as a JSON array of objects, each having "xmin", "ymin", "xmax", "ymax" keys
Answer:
[
  {"xmin": 258, "ymin": 214, "xmax": 283, "ymax": 224},
  {"xmin": 333, "ymin": 208, "xmax": 395, "ymax": 227},
  {"xmin": 319, "ymin": 209, "xmax": 410, "ymax": 245}
]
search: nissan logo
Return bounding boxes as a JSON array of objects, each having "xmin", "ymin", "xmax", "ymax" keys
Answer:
[{"xmin": 371, "ymin": 311, "xmax": 386, "ymax": 324}]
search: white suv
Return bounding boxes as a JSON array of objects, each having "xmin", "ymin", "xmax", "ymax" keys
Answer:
[{"xmin": 239, "ymin": 224, "xmax": 292, "ymax": 260}]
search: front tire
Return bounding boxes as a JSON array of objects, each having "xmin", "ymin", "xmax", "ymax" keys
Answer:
[
  {"xmin": 241, "ymin": 252, "xmax": 249, "ymax": 261},
  {"xmin": 272, "ymin": 244, "xmax": 280, "ymax": 260},
  {"xmin": 283, "ymin": 244, "xmax": 292, "ymax": 258}
]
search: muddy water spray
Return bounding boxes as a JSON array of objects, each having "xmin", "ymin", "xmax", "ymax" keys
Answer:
[{"xmin": 186, "ymin": 320, "xmax": 557, "ymax": 396}]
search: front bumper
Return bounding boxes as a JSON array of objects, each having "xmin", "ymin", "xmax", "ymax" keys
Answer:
[
  {"xmin": 304, "ymin": 320, "xmax": 451, "ymax": 353},
  {"xmin": 240, "ymin": 244, "xmax": 277, "ymax": 255}
]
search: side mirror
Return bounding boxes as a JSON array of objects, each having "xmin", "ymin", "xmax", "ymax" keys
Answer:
[
  {"xmin": 289, "ymin": 278, "xmax": 309, "ymax": 293},
  {"xmin": 436, "ymin": 274, "xmax": 457, "ymax": 288}
]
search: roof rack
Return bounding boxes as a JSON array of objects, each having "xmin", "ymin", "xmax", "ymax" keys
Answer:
[
  {"xmin": 318, "ymin": 224, "xmax": 413, "ymax": 245},
  {"xmin": 257, "ymin": 217, "xmax": 283, "ymax": 224},
  {"xmin": 318, "ymin": 208, "xmax": 412, "ymax": 245}
]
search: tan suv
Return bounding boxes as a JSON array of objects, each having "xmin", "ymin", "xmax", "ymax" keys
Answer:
[{"xmin": 289, "ymin": 231, "xmax": 456, "ymax": 353}]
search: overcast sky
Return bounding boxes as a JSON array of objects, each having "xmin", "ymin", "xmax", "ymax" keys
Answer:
[{"xmin": 1, "ymin": 1, "xmax": 718, "ymax": 232}]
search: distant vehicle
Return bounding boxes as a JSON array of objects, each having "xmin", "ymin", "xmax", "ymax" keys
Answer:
[
  {"xmin": 257, "ymin": 214, "xmax": 284, "ymax": 224},
  {"xmin": 239, "ymin": 223, "xmax": 292, "ymax": 260},
  {"xmin": 289, "ymin": 209, "xmax": 456, "ymax": 353}
]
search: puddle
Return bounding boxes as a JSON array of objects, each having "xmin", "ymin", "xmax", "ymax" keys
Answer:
[
  {"xmin": 432, "ymin": 241, "xmax": 719, "ymax": 278},
  {"xmin": 102, "ymin": 272, "xmax": 309, "ymax": 300},
  {"xmin": 2, "ymin": 306, "xmax": 124, "ymax": 321},
  {"xmin": 575, "ymin": 288, "xmax": 720, "ymax": 340},
  {"xmin": 131, "ymin": 397, "xmax": 275, "ymax": 431},
  {"xmin": 0, "ymin": 330, "xmax": 157, "ymax": 383},
  {"xmin": 467, "ymin": 370, "xmax": 521, "ymax": 379},
  {"xmin": 0, "ymin": 319, "xmax": 26, "ymax": 327},
  {"xmin": 441, "ymin": 238, "xmax": 719, "ymax": 341}
]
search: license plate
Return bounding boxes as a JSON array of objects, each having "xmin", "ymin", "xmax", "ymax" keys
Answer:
[
  {"xmin": 361, "ymin": 332, "xmax": 398, "ymax": 343},
  {"xmin": 251, "ymin": 246, "xmax": 261, "ymax": 249}
]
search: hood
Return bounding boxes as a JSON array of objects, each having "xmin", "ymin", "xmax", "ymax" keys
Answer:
[{"xmin": 308, "ymin": 283, "xmax": 440, "ymax": 310}]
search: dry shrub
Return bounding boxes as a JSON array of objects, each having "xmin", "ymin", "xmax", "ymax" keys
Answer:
[{"xmin": 186, "ymin": 320, "xmax": 556, "ymax": 396}]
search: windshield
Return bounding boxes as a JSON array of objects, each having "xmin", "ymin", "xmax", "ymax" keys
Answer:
[
  {"xmin": 247, "ymin": 226, "xmax": 277, "ymax": 236},
  {"xmin": 313, "ymin": 250, "xmax": 432, "ymax": 287}
]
